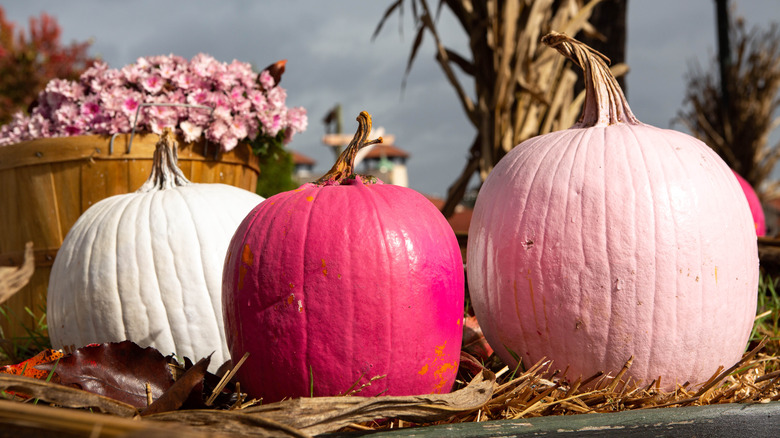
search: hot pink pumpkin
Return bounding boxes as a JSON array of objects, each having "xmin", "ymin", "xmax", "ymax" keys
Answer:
[
  {"xmin": 222, "ymin": 112, "xmax": 464, "ymax": 402},
  {"xmin": 467, "ymin": 33, "xmax": 758, "ymax": 389},
  {"xmin": 732, "ymin": 170, "xmax": 766, "ymax": 236}
]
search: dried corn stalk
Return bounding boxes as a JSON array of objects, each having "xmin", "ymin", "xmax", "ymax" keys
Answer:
[{"xmin": 376, "ymin": 0, "xmax": 626, "ymax": 216}]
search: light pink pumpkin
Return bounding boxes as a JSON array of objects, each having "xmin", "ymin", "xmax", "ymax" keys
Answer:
[
  {"xmin": 732, "ymin": 170, "xmax": 766, "ymax": 236},
  {"xmin": 467, "ymin": 33, "xmax": 758, "ymax": 389},
  {"xmin": 222, "ymin": 112, "xmax": 464, "ymax": 402}
]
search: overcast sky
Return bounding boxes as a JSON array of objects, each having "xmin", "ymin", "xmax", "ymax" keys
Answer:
[{"xmin": 2, "ymin": 1, "xmax": 779, "ymax": 197}]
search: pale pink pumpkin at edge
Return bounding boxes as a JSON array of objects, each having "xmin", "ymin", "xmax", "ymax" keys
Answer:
[
  {"xmin": 222, "ymin": 113, "xmax": 464, "ymax": 402},
  {"xmin": 467, "ymin": 33, "xmax": 759, "ymax": 389},
  {"xmin": 732, "ymin": 170, "xmax": 766, "ymax": 236}
]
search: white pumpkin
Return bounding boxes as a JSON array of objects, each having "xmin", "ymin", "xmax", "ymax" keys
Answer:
[{"xmin": 47, "ymin": 129, "xmax": 264, "ymax": 370}]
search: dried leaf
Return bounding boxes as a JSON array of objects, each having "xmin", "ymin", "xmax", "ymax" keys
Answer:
[
  {"xmin": 148, "ymin": 369, "xmax": 496, "ymax": 436},
  {"xmin": 463, "ymin": 316, "xmax": 494, "ymax": 362},
  {"xmin": 35, "ymin": 341, "xmax": 174, "ymax": 409},
  {"xmin": 0, "ymin": 398, "xmax": 226, "ymax": 438},
  {"xmin": 141, "ymin": 355, "xmax": 211, "ymax": 416},
  {"xmin": 0, "ymin": 241, "xmax": 34, "ymax": 305},
  {"xmin": 0, "ymin": 374, "xmax": 138, "ymax": 416},
  {"xmin": 372, "ymin": 0, "xmax": 404, "ymax": 41},
  {"xmin": 0, "ymin": 348, "xmax": 63, "ymax": 380}
]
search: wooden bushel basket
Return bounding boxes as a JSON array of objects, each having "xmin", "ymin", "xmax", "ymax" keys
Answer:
[{"xmin": 0, "ymin": 133, "xmax": 260, "ymax": 339}]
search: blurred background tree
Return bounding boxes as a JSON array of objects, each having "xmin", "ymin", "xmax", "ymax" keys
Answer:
[
  {"xmin": 676, "ymin": 0, "xmax": 780, "ymax": 201},
  {"xmin": 0, "ymin": 6, "xmax": 97, "ymax": 125},
  {"xmin": 376, "ymin": 0, "xmax": 627, "ymax": 217}
]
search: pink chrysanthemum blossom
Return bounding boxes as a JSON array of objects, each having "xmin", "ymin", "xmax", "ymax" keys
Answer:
[{"xmin": 0, "ymin": 53, "xmax": 308, "ymax": 152}]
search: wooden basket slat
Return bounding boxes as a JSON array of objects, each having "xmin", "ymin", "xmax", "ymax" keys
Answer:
[{"xmin": 0, "ymin": 134, "xmax": 260, "ymax": 339}]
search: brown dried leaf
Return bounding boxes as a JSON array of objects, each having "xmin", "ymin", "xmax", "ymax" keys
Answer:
[
  {"xmin": 148, "ymin": 369, "xmax": 496, "ymax": 436},
  {"xmin": 141, "ymin": 355, "xmax": 211, "ymax": 416},
  {"xmin": 35, "ymin": 341, "xmax": 174, "ymax": 409},
  {"xmin": 0, "ymin": 398, "xmax": 229, "ymax": 438},
  {"xmin": 0, "ymin": 241, "xmax": 34, "ymax": 305},
  {"xmin": 0, "ymin": 374, "xmax": 138, "ymax": 416}
]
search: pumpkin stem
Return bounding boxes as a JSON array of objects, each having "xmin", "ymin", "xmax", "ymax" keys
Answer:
[
  {"xmin": 137, "ymin": 128, "xmax": 192, "ymax": 192},
  {"xmin": 315, "ymin": 111, "xmax": 383, "ymax": 185},
  {"xmin": 541, "ymin": 31, "xmax": 639, "ymax": 127}
]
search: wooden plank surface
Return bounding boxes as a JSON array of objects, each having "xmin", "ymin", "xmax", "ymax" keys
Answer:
[
  {"xmin": 80, "ymin": 160, "xmax": 130, "ymax": 211},
  {"xmin": 330, "ymin": 402, "xmax": 780, "ymax": 437},
  {"xmin": 0, "ymin": 134, "xmax": 260, "ymax": 171}
]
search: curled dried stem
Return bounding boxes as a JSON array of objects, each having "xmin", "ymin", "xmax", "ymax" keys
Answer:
[
  {"xmin": 315, "ymin": 111, "xmax": 383, "ymax": 185},
  {"xmin": 542, "ymin": 31, "xmax": 639, "ymax": 127}
]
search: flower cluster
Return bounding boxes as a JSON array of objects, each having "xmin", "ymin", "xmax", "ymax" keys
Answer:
[{"xmin": 0, "ymin": 54, "xmax": 308, "ymax": 152}]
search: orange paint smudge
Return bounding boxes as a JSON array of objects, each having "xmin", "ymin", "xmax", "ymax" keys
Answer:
[
  {"xmin": 306, "ymin": 196, "xmax": 314, "ymax": 202},
  {"xmin": 287, "ymin": 294, "xmax": 295, "ymax": 305},
  {"xmin": 242, "ymin": 244, "xmax": 254, "ymax": 266},
  {"xmin": 289, "ymin": 282, "xmax": 295, "ymax": 289},
  {"xmin": 527, "ymin": 269, "xmax": 541, "ymax": 333},
  {"xmin": 435, "ymin": 342, "xmax": 447, "ymax": 357},
  {"xmin": 238, "ymin": 265, "xmax": 248, "ymax": 290},
  {"xmin": 434, "ymin": 362, "xmax": 455, "ymax": 379},
  {"xmin": 418, "ymin": 364, "xmax": 429, "ymax": 375}
]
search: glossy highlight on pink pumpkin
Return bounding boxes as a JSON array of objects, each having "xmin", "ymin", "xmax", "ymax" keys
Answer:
[{"xmin": 222, "ymin": 112, "xmax": 464, "ymax": 402}]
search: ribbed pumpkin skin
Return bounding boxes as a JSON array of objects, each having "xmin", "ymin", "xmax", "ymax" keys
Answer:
[
  {"xmin": 48, "ymin": 183, "xmax": 262, "ymax": 370},
  {"xmin": 732, "ymin": 170, "xmax": 766, "ymax": 236},
  {"xmin": 222, "ymin": 178, "xmax": 464, "ymax": 402},
  {"xmin": 468, "ymin": 123, "xmax": 759, "ymax": 388}
]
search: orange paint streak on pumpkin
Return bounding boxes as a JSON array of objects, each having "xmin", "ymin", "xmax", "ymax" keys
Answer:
[
  {"xmin": 306, "ymin": 196, "xmax": 314, "ymax": 202},
  {"xmin": 418, "ymin": 364, "xmax": 429, "ymax": 375},
  {"xmin": 513, "ymin": 280, "xmax": 523, "ymax": 324},
  {"xmin": 527, "ymin": 270, "xmax": 541, "ymax": 334},
  {"xmin": 242, "ymin": 244, "xmax": 254, "ymax": 265},
  {"xmin": 238, "ymin": 244, "xmax": 254, "ymax": 290}
]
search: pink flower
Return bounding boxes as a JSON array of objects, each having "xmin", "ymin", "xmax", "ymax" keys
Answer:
[
  {"xmin": 142, "ymin": 75, "xmax": 164, "ymax": 94},
  {"xmin": 266, "ymin": 87, "xmax": 286, "ymax": 109},
  {"xmin": 122, "ymin": 96, "xmax": 140, "ymax": 116},
  {"xmin": 286, "ymin": 107, "xmax": 309, "ymax": 134},
  {"xmin": 230, "ymin": 116, "xmax": 249, "ymax": 140},
  {"xmin": 81, "ymin": 99, "xmax": 101, "ymax": 117},
  {"xmin": 258, "ymin": 70, "xmax": 275, "ymax": 89},
  {"xmin": 208, "ymin": 120, "xmax": 229, "ymax": 140},
  {"xmin": 173, "ymin": 72, "xmax": 198, "ymax": 90},
  {"xmin": 180, "ymin": 121, "xmax": 203, "ymax": 143},
  {"xmin": 187, "ymin": 89, "xmax": 209, "ymax": 106},
  {"xmin": 213, "ymin": 105, "xmax": 232, "ymax": 122},
  {"xmin": 0, "ymin": 53, "xmax": 307, "ymax": 152}
]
